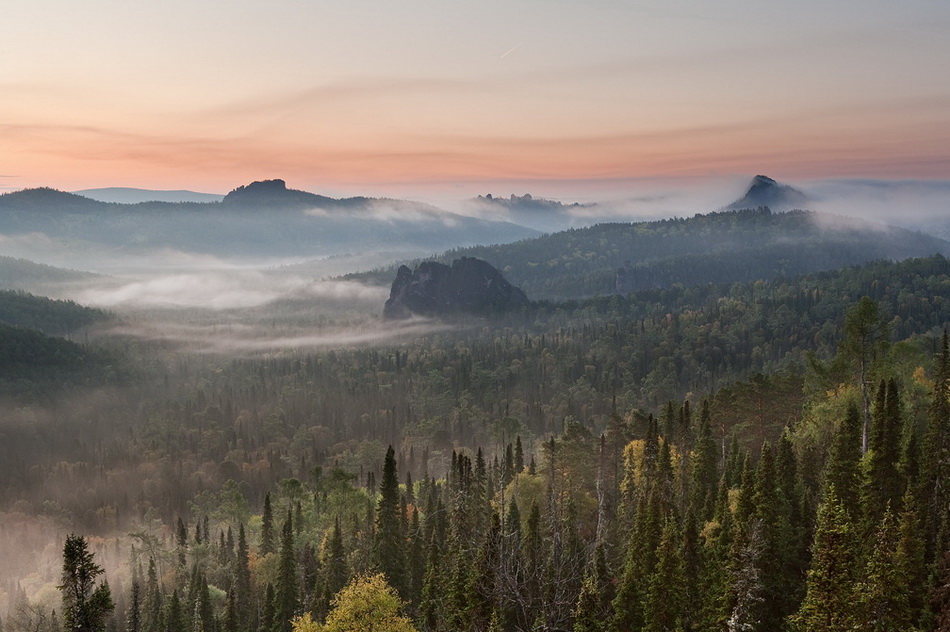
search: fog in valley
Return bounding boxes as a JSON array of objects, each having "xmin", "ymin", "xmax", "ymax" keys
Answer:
[{"xmin": 1, "ymin": 174, "xmax": 949, "ymax": 628}]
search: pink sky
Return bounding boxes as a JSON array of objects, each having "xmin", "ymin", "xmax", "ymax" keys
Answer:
[{"xmin": 2, "ymin": 1, "xmax": 949, "ymax": 198}]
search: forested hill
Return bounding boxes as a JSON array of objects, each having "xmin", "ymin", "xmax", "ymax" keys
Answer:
[
  {"xmin": 0, "ymin": 255, "xmax": 98, "ymax": 290},
  {"xmin": 347, "ymin": 208, "xmax": 950, "ymax": 300},
  {"xmin": 0, "ymin": 290, "xmax": 108, "ymax": 337},
  {"xmin": 0, "ymin": 182, "xmax": 538, "ymax": 261},
  {"xmin": 0, "ymin": 323, "xmax": 119, "ymax": 399}
]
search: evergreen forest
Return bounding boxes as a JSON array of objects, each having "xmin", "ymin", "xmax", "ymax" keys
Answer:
[{"xmin": 2, "ymin": 231, "xmax": 950, "ymax": 631}]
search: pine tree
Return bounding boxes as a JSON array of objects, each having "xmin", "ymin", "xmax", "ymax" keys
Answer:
[
  {"xmin": 923, "ymin": 331, "xmax": 950, "ymax": 555},
  {"xmin": 59, "ymin": 534, "xmax": 115, "ymax": 632},
  {"xmin": 261, "ymin": 493, "xmax": 276, "ymax": 556},
  {"xmin": 643, "ymin": 518, "xmax": 687, "ymax": 632},
  {"xmin": 141, "ymin": 559, "xmax": 162, "ymax": 632},
  {"xmin": 854, "ymin": 507, "xmax": 915, "ymax": 631},
  {"xmin": 824, "ymin": 402, "xmax": 863, "ymax": 519},
  {"xmin": 790, "ymin": 488, "xmax": 858, "ymax": 632},
  {"xmin": 572, "ymin": 543, "xmax": 613, "ymax": 632},
  {"xmin": 274, "ymin": 511, "xmax": 298, "ymax": 632},
  {"xmin": 691, "ymin": 400, "xmax": 719, "ymax": 522},
  {"xmin": 374, "ymin": 445, "xmax": 406, "ymax": 597},
  {"xmin": 162, "ymin": 591, "xmax": 184, "ymax": 632},
  {"xmin": 126, "ymin": 582, "xmax": 141, "ymax": 632},
  {"xmin": 260, "ymin": 583, "xmax": 276, "ymax": 632},
  {"xmin": 864, "ymin": 379, "xmax": 905, "ymax": 530}
]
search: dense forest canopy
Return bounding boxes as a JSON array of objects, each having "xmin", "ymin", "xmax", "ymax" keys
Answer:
[{"xmin": 1, "ymin": 246, "xmax": 950, "ymax": 630}]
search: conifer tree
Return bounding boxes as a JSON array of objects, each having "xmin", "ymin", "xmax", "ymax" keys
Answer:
[
  {"xmin": 643, "ymin": 518, "xmax": 687, "ymax": 632},
  {"xmin": 59, "ymin": 534, "xmax": 115, "ymax": 632},
  {"xmin": 322, "ymin": 517, "xmax": 348, "ymax": 608},
  {"xmin": 234, "ymin": 524, "xmax": 253, "ymax": 632},
  {"xmin": 824, "ymin": 402, "xmax": 863, "ymax": 519},
  {"xmin": 864, "ymin": 379, "xmax": 905, "ymax": 530},
  {"xmin": 691, "ymin": 400, "xmax": 719, "ymax": 521},
  {"xmin": 261, "ymin": 493, "xmax": 276, "ymax": 556},
  {"xmin": 274, "ymin": 511, "xmax": 298, "ymax": 632},
  {"xmin": 854, "ymin": 507, "xmax": 915, "ymax": 631},
  {"xmin": 260, "ymin": 584, "xmax": 276, "ymax": 632},
  {"xmin": 126, "ymin": 582, "xmax": 140, "ymax": 632},
  {"xmin": 142, "ymin": 559, "xmax": 162, "ymax": 632},
  {"xmin": 374, "ymin": 445, "xmax": 406, "ymax": 597},
  {"xmin": 923, "ymin": 331, "xmax": 950, "ymax": 554},
  {"xmin": 163, "ymin": 591, "xmax": 184, "ymax": 632},
  {"xmin": 790, "ymin": 488, "xmax": 858, "ymax": 632}
]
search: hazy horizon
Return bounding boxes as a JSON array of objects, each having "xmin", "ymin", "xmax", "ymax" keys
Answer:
[{"xmin": 3, "ymin": 1, "xmax": 949, "ymax": 197}]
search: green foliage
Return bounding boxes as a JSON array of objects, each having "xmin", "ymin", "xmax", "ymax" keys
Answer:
[
  {"xmin": 59, "ymin": 534, "xmax": 115, "ymax": 632},
  {"xmin": 0, "ymin": 289, "xmax": 107, "ymax": 336},
  {"xmin": 789, "ymin": 489, "xmax": 858, "ymax": 632}
]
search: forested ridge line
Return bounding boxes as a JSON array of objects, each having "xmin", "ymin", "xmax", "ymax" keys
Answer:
[{"xmin": 346, "ymin": 209, "xmax": 950, "ymax": 299}]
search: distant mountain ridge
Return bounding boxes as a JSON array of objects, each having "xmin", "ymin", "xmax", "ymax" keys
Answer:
[
  {"xmin": 0, "ymin": 180, "xmax": 539, "ymax": 267},
  {"xmin": 347, "ymin": 207, "xmax": 950, "ymax": 300},
  {"xmin": 75, "ymin": 187, "xmax": 224, "ymax": 204}
]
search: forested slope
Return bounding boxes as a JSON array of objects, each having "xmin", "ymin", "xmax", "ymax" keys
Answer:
[
  {"xmin": 348, "ymin": 208, "xmax": 950, "ymax": 300},
  {"xmin": 0, "ymin": 290, "xmax": 108, "ymax": 336},
  {"xmin": 2, "ymin": 255, "xmax": 950, "ymax": 632}
]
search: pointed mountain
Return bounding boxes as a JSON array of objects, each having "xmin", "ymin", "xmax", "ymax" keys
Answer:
[{"xmin": 725, "ymin": 175, "xmax": 809, "ymax": 211}]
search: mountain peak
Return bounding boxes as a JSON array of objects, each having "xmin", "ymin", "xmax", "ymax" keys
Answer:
[
  {"xmin": 383, "ymin": 257, "xmax": 529, "ymax": 320},
  {"xmin": 725, "ymin": 175, "xmax": 809, "ymax": 212}
]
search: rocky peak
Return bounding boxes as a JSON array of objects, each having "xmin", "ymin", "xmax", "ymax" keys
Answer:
[
  {"xmin": 383, "ymin": 257, "xmax": 529, "ymax": 320},
  {"xmin": 725, "ymin": 175, "xmax": 809, "ymax": 212}
]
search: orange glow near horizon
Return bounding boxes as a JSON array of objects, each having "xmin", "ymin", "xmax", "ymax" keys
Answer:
[{"xmin": 2, "ymin": 2, "xmax": 949, "ymax": 197}]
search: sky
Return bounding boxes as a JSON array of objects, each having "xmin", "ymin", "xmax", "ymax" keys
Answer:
[{"xmin": 2, "ymin": 0, "xmax": 950, "ymax": 201}]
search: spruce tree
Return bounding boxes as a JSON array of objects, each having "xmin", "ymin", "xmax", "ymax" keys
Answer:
[
  {"xmin": 790, "ymin": 488, "xmax": 858, "ymax": 632},
  {"xmin": 274, "ymin": 511, "xmax": 298, "ymax": 632},
  {"xmin": 261, "ymin": 493, "xmax": 276, "ymax": 556},
  {"xmin": 824, "ymin": 402, "xmax": 863, "ymax": 519},
  {"xmin": 142, "ymin": 559, "xmax": 162, "ymax": 632},
  {"xmin": 854, "ymin": 507, "xmax": 915, "ymax": 631},
  {"xmin": 374, "ymin": 445, "xmax": 406, "ymax": 596},
  {"xmin": 126, "ymin": 582, "xmax": 140, "ymax": 632},
  {"xmin": 643, "ymin": 518, "xmax": 687, "ymax": 632},
  {"xmin": 59, "ymin": 534, "xmax": 115, "ymax": 632},
  {"xmin": 162, "ymin": 591, "xmax": 184, "ymax": 632},
  {"xmin": 234, "ymin": 524, "xmax": 253, "ymax": 632}
]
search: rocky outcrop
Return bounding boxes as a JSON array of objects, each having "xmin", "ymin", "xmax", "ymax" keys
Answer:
[
  {"xmin": 383, "ymin": 257, "xmax": 529, "ymax": 319},
  {"xmin": 725, "ymin": 175, "xmax": 809, "ymax": 212}
]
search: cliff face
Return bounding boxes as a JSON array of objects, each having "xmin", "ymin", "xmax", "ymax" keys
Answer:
[{"xmin": 383, "ymin": 257, "xmax": 529, "ymax": 319}]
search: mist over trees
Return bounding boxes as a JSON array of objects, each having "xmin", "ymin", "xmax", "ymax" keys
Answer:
[{"xmin": 1, "ymin": 207, "xmax": 949, "ymax": 630}]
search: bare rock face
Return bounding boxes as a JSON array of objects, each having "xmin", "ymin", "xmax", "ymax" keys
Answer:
[{"xmin": 383, "ymin": 257, "xmax": 529, "ymax": 319}]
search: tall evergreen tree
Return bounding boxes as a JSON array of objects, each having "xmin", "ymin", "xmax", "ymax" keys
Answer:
[
  {"xmin": 126, "ymin": 582, "xmax": 141, "ymax": 632},
  {"xmin": 374, "ymin": 445, "xmax": 406, "ymax": 597},
  {"xmin": 261, "ymin": 493, "xmax": 276, "ymax": 556},
  {"xmin": 274, "ymin": 511, "xmax": 298, "ymax": 632},
  {"xmin": 790, "ymin": 488, "xmax": 858, "ymax": 632},
  {"xmin": 854, "ymin": 507, "xmax": 915, "ymax": 631},
  {"xmin": 643, "ymin": 518, "xmax": 687, "ymax": 632},
  {"xmin": 59, "ymin": 534, "xmax": 115, "ymax": 632},
  {"xmin": 234, "ymin": 524, "xmax": 253, "ymax": 632},
  {"xmin": 824, "ymin": 402, "xmax": 864, "ymax": 519},
  {"xmin": 864, "ymin": 379, "xmax": 905, "ymax": 530}
]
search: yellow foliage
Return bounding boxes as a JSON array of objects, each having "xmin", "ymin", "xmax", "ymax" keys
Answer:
[
  {"xmin": 319, "ymin": 574, "xmax": 417, "ymax": 632},
  {"xmin": 291, "ymin": 613, "xmax": 321, "ymax": 632}
]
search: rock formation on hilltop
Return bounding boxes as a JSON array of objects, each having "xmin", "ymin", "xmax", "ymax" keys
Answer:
[
  {"xmin": 383, "ymin": 258, "xmax": 529, "ymax": 320},
  {"xmin": 725, "ymin": 175, "xmax": 809, "ymax": 212}
]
